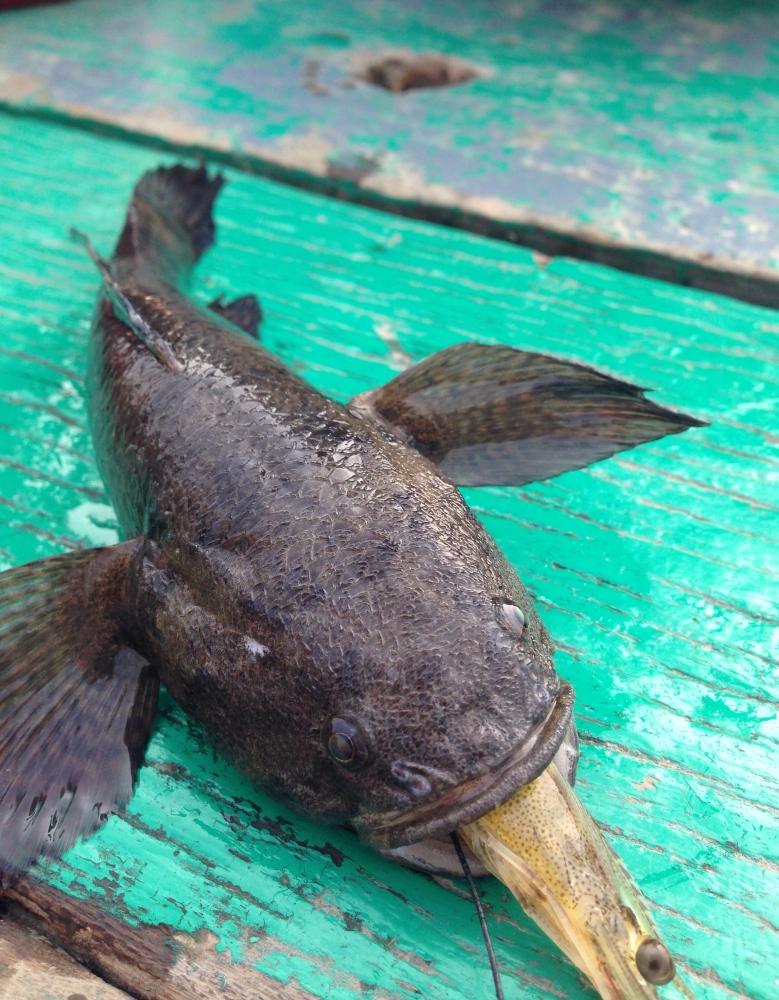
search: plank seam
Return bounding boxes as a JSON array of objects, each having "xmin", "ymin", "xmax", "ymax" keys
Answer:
[{"xmin": 1, "ymin": 103, "xmax": 778, "ymax": 312}]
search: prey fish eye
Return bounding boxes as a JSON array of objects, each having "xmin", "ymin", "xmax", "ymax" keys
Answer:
[
  {"xmin": 325, "ymin": 718, "xmax": 369, "ymax": 769},
  {"xmin": 501, "ymin": 602, "xmax": 526, "ymax": 637},
  {"xmin": 635, "ymin": 936, "xmax": 675, "ymax": 985}
]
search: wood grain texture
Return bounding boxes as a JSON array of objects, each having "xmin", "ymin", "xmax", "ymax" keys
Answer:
[
  {"xmin": 3, "ymin": 878, "xmax": 316, "ymax": 1000},
  {"xmin": 0, "ymin": 1, "xmax": 778, "ymax": 305},
  {"xmin": 0, "ymin": 911, "xmax": 130, "ymax": 1000},
  {"xmin": 0, "ymin": 113, "xmax": 776, "ymax": 999}
]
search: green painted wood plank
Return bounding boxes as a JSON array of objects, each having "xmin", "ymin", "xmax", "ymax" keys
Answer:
[
  {"xmin": 1, "ymin": 0, "xmax": 778, "ymax": 306},
  {"xmin": 0, "ymin": 113, "xmax": 776, "ymax": 1000}
]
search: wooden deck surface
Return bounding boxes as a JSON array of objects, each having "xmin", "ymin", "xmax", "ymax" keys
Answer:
[
  {"xmin": 0, "ymin": 913, "xmax": 130, "ymax": 1000},
  {"xmin": 0, "ymin": 0, "xmax": 778, "ymax": 304},
  {"xmin": 0, "ymin": 3, "xmax": 777, "ymax": 999}
]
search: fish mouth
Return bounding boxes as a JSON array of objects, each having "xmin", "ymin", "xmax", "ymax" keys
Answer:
[{"xmin": 357, "ymin": 682, "xmax": 574, "ymax": 849}]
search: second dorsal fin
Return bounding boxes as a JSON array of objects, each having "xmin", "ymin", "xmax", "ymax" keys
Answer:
[{"xmin": 208, "ymin": 294, "xmax": 263, "ymax": 339}]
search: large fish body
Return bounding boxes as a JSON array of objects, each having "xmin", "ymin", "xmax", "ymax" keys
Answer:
[
  {"xmin": 0, "ymin": 165, "xmax": 702, "ymax": 995},
  {"xmin": 87, "ymin": 171, "xmax": 570, "ymax": 856}
]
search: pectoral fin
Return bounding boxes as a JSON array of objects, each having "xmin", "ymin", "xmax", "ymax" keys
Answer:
[
  {"xmin": 352, "ymin": 343, "xmax": 706, "ymax": 486},
  {"xmin": 0, "ymin": 542, "xmax": 158, "ymax": 872}
]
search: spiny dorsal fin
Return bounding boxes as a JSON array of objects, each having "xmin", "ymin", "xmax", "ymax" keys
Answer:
[
  {"xmin": 352, "ymin": 342, "xmax": 706, "ymax": 487},
  {"xmin": 71, "ymin": 228, "xmax": 183, "ymax": 372}
]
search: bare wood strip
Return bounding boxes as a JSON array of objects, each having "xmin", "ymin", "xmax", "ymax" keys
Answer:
[
  {"xmin": 3, "ymin": 877, "xmax": 319, "ymax": 1000},
  {"xmin": 0, "ymin": 914, "xmax": 131, "ymax": 1000}
]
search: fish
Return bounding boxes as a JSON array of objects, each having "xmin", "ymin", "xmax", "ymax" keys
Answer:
[
  {"xmin": 0, "ymin": 164, "xmax": 704, "ymax": 995},
  {"xmin": 463, "ymin": 764, "xmax": 693, "ymax": 999}
]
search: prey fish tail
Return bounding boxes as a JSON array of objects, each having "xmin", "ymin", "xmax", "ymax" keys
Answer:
[{"xmin": 0, "ymin": 161, "xmax": 705, "ymax": 997}]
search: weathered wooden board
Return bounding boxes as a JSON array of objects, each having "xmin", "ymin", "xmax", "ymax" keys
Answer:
[
  {"xmin": 0, "ymin": 912, "xmax": 131, "ymax": 1000},
  {"xmin": 2, "ymin": 879, "xmax": 321, "ymax": 999},
  {"xmin": 0, "ymin": 0, "xmax": 778, "ymax": 305},
  {"xmin": 0, "ymin": 113, "xmax": 776, "ymax": 1000}
]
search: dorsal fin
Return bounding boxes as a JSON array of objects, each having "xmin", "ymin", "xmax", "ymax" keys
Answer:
[
  {"xmin": 208, "ymin": 294, "xmax": 263, "ymax": 339},
  {"xmin": 71, "ymin": 228, "xmax": 183, "ymax": 372}
]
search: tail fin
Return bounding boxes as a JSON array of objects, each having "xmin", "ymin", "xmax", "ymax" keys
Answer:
[
  {"xmin": 113, "ymin": 163, "xmax": 224, "ymax": 286},
  {"xmin": 0, "ymin": 543, "xmax": 158, "ymax": 872}
]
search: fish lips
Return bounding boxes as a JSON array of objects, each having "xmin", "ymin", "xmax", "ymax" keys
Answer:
[{"xmin": 356, "ymin": 682, "xmax": 574, "ymax": 850}]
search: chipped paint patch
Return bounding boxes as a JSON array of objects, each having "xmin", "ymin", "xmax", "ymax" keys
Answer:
[
  {"xmin": 0, "ymin": 69, "xmax": 47, "ymax": 102},
  {"xmin": 111, "ymin": 106, "xmax": 234, "ymax": 152},
  {"xmin": 267, "ymin": 129, "xmax": 334, "ymax": 175},
  {"xmin": 351, "ymin": 50, "xmax": 487, "ymax": 93},
  {"xmin": 374, "ymin": 322, "xmax": 411, "ymax": 370}
]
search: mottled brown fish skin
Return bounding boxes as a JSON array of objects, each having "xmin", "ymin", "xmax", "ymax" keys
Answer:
[
  {"xmin": 0, "ymin": 165, "xmax": 703, "ymax": 879},
  {"xmin": 87, "ymin": 263, "xmax": 565, "ymax": 847}
]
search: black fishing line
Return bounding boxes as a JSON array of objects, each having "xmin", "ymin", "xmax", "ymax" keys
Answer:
[{"xmin": 451, "ymin": 830, "xmax": 505, "ymax": 1000}]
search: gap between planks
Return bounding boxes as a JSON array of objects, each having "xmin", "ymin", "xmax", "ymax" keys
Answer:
[
  {"xmin": 0, "ymin": 908, "xmax": 131, "ymax": 1000},
  {"xmin": 1, "ymin": 101, "xmax": 778, "ymax": 312}
]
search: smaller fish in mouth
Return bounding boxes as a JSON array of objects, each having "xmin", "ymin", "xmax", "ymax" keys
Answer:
[{"xmin": 462, "ymin": 762, "xmax": 695, "ymax": 1000}]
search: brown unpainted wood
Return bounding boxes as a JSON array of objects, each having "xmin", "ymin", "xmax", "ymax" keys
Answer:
[
  {"xmin": 3, "ymin": 877, "xmax": 317, "ymax": 1000},
  {"xmin": 0, "ymin": 912, "xmax": 130, "ymax": 1000}
]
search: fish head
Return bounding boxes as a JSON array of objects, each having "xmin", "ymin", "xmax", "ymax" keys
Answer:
[
  {"xmin": 140, "ymin": 481, "xmax": 571, "ymax": 852},
  {"xmin": 297, "ymin": 509, "xmax": 573, "ymax": 849}
]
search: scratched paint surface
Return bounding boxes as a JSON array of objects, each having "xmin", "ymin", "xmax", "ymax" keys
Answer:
[
  {"xmin": 0, "ymin": 0, "xmax": 778, "ymax": 297},
  {"xmin": 0, "ymin": 114, "xmax": 777, "ymax": 999}
]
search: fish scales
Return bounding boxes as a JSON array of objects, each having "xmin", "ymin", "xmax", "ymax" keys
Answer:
[{"xmin": 91, "ymin": 290, "xmax": 558, "ymax": 831}]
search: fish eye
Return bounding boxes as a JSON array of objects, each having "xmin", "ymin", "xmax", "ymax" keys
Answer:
[
  {"xmin": 635, "ymin": 937, "xmax": 675, "ymax": 985},
  {"xmin": 501, "ymin": 602, "xmax": 527, "ymax": 638},
  {"xmin": 324, "ymin": 717, "xmax": 369, "ymax": 770}
]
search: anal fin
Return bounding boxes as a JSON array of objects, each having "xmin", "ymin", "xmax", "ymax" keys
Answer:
[
  {"xmin": 352, "ymin": 343, "xmax": 706, "ymax": 487},
  {"xmin": 0, "ymin": 543, "xmax": 158, "ymax": 873},
  {"xmin": 208, "ymin": 294, "xmax": 263, "ymax": 339}
]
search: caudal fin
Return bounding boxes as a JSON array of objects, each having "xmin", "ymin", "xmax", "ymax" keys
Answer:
[
  {"xmin": 113, "ymin": 163, "xmax": 224, "ymax": 286},
  {"xmin": 0, "ymin": 544, "xmax": 158, "ymax": 872}
]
